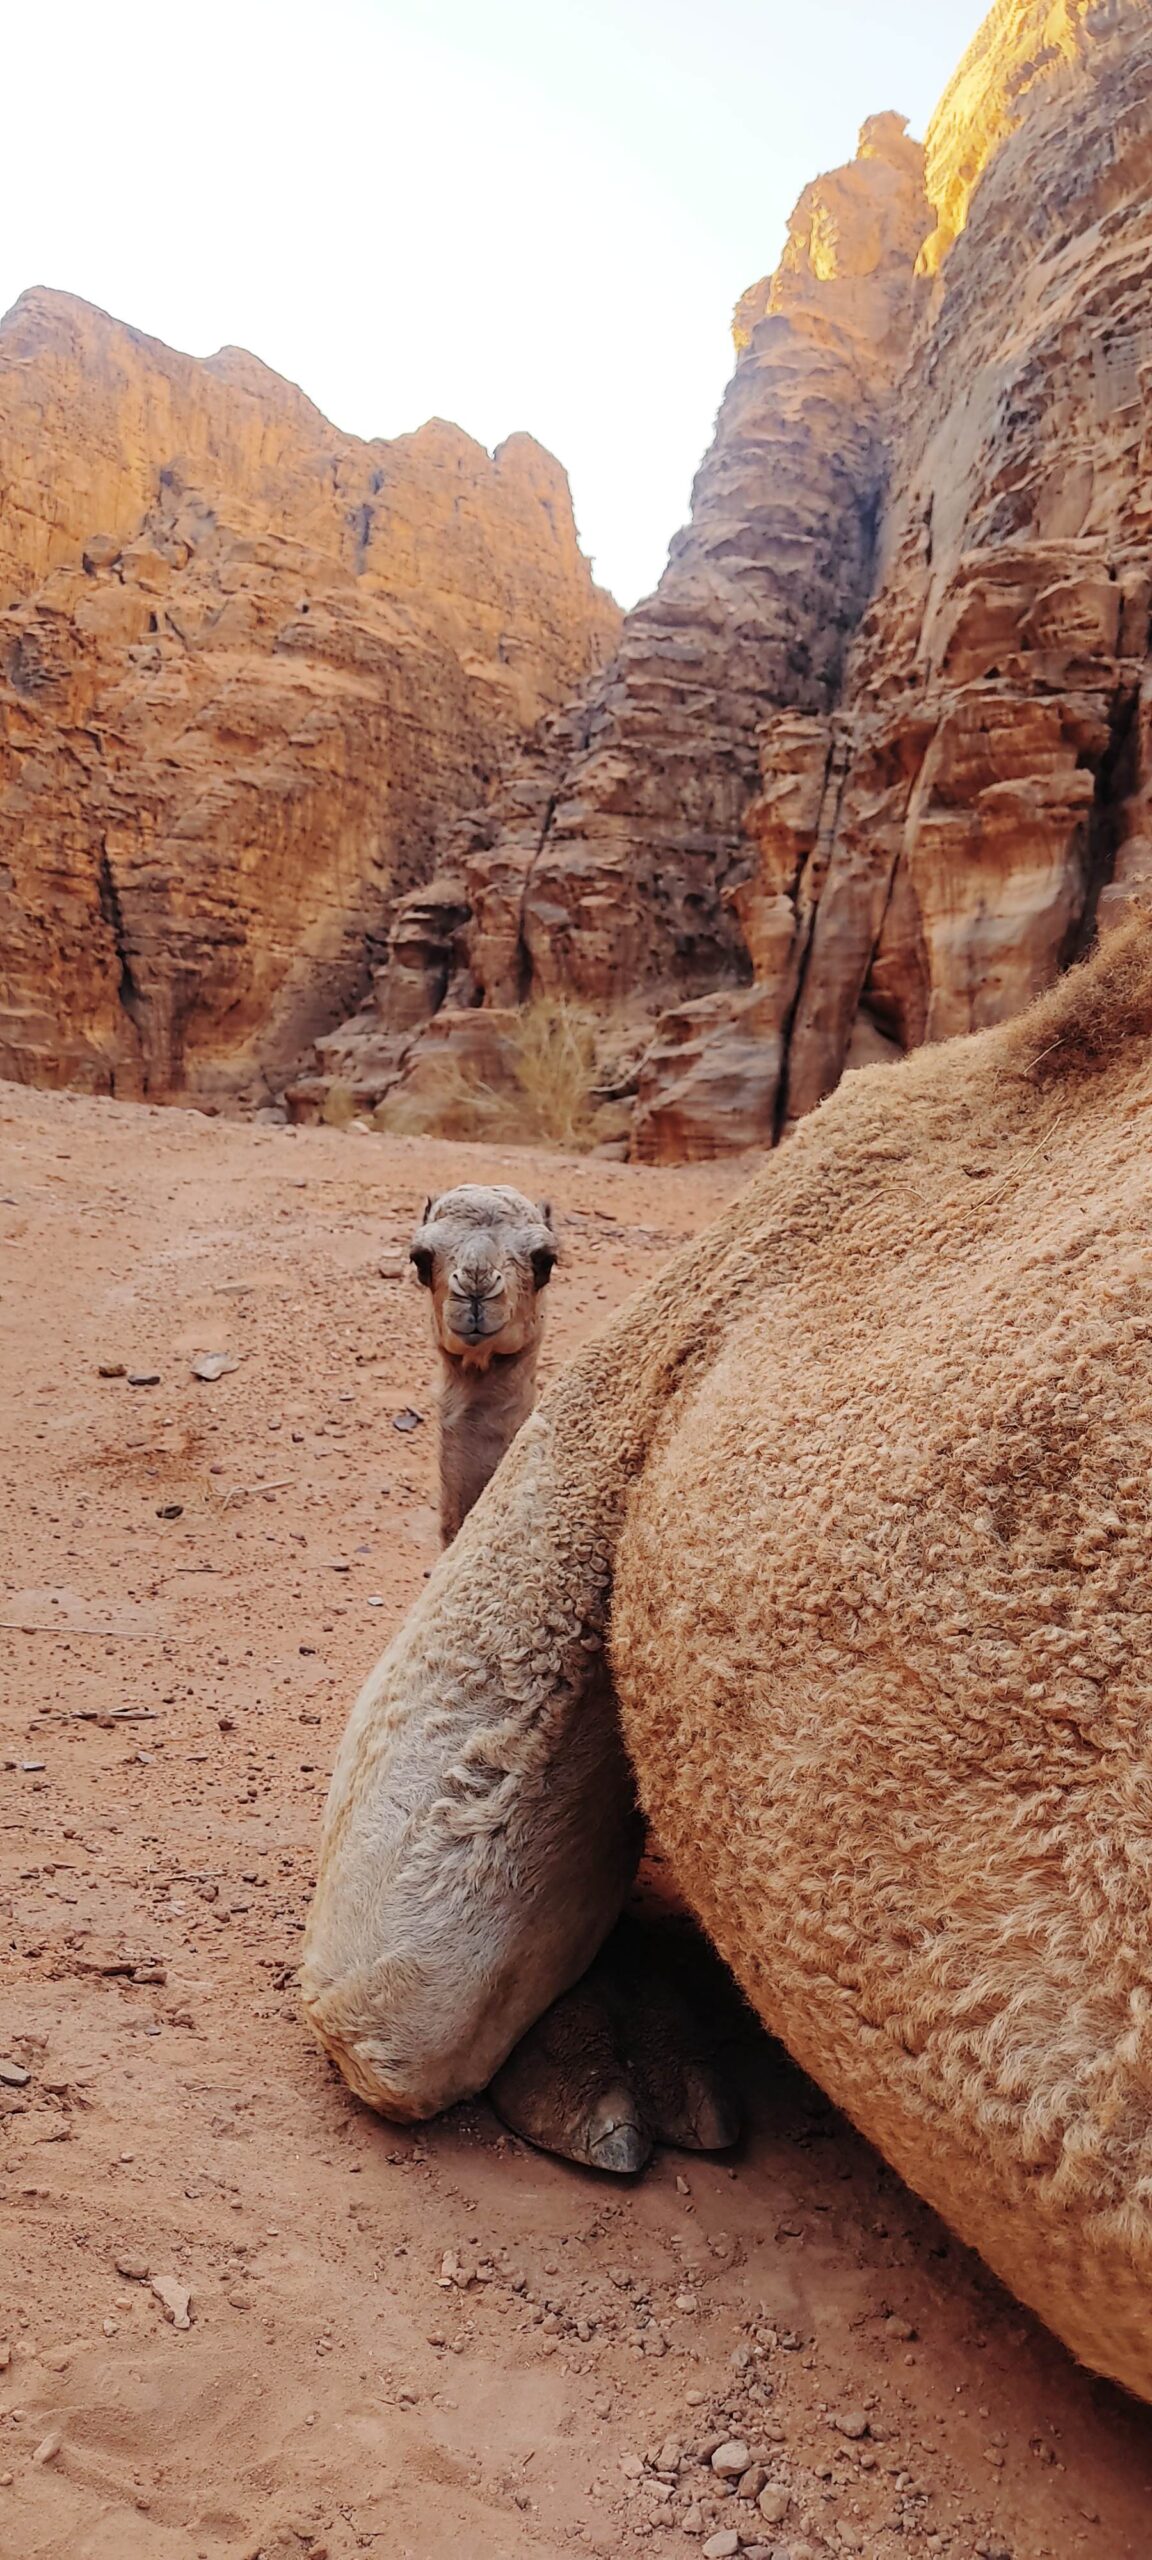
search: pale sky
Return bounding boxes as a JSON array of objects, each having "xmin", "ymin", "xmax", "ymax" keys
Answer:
[{"xmin": 3, "ymin": 0, "xmax": 986, "ymax": 606}]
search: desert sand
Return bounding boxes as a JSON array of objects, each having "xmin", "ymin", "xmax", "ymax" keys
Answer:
[{"xmin": 2, "ymin": 1083, "xmax": 1151, "ymax": 2560}]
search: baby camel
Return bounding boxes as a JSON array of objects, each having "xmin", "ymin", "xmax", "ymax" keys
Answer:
[{"xmin": 409, "ymin": 1184, "xmax": 557, "ymax": 1544}]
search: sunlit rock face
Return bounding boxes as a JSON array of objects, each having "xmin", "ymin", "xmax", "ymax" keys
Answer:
[
  {"xmin": 376, "ymin": 0, "xmax": 1152, "ymax": 1162},
  {"xmin": 0, "ymin": 288, "xmax": 618, "ymax": 1099}
]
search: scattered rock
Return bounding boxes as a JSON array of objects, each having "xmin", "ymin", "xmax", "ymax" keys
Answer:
[
  {"xmin": 0, "ymin": 2061, "xmax": 30, "ymax": 2088},
  {"xmin": 392, "ymin": 1407, "xmax": 424, "ymax": 1433},
  {"xmin": 155, "ymin": 1503, "xmax": 184, "ymax": 1520},
  {"xmin": 757, "ymin": 2485, "xmax": 789, "ymax": 2525},
  {"xmin": 711, "ymin": 2441, "xmax": 751, "ymax": 2477},
  {"xmin": 150, "ymin": 2274, "xmax": 192, "ymax": 2328},
  {"xmin": 31, "ymin": 2431, "xmax": 62, "ymax": 2466},
  {"xmin": 191, "ymin": 1351, "xmax": 239, "ymax": 1381},
  {"xmin": 127, "ymin": 1371, "xmax": 161, "ymax": 1387},
  {"xmin": 829, "ymin": 2408, "xmax": 869, "ymax": 2439},
  {"xmin": 97, "ymin": 1361, "xmax": 127, "ymax": 1378},
  {"xmin": 701, "ymin": 2533, "xmax": 740, "ymax": 2560},
  {"xmin": 115, "ymin": 2252, "xmax": 150, "ymax": 2281}
]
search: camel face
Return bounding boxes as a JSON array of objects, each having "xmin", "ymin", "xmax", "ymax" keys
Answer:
[{"xmin": 410, "ymin": 1184, "xmax": 556, "ymax": 1370}]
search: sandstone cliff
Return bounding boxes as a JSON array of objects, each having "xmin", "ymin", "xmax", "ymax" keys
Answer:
[
  {"xmin": 0, "ymin": 289, "xmax": 617, "ymax": 1099},
  {"xmin": 358, "ymin": 0, "xmax": 1152, "ymax": 1161}
]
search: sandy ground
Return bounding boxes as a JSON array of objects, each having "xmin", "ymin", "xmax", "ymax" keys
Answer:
[{"xmin": 2, "ymin": 1081, "xmax": 1151, "ymax": 2560}]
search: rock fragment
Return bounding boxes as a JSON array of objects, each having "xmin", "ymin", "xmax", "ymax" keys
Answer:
[
  {"xmin": 150, "ymin": 2274, "xmax": 192, "ymax": 2328},
  {"xmin": 191, "ymin": 1351, "xmax": 239, "ymax": 1381},
  {"xmin": 829, "ymin": 2407, "xmax": 869, "ymax": 2439},
  {"xmin": 711, "ymin": 2441, "xmax": 751, "ymax": 2477}
]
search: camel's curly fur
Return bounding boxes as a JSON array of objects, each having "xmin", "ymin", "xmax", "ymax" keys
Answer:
[{"xmin": 303, "ymin": 921, "xmax": 1152, "ymax": 2399}]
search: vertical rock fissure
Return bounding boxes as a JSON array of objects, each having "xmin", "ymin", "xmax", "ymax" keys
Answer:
[
  {"xmin": 515, "ymin": 787, "xmax": 561, "ymax": 1002},
  {"xmin": 1069, "ymin": 678, "xmax": 1142, "ymax": 962},
  {"xmin": 772, "ymin": 730, "xmax": 853, "ymax": 1144},
  {"xmin": 96, "ymin": 845, "xmax": 144, "ymax": 1043}
]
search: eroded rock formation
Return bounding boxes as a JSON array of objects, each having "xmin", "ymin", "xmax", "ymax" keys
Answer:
[
  {"xmin": 7, "ymin": 2, "xmax": 1152, "ymax": 1152},
  {"xmin": 0, "ymin": 289, "xmax": 617, "ymax": 1099},
  {"xmin": 362, "ymin": 0, "xmax": 1152, "ymax": 1161}
]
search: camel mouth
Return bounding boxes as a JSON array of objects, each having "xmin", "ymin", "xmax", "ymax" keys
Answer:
[{"xmin": 446, "ymin": 1294, "xmax": 509, "ymax": 1345}]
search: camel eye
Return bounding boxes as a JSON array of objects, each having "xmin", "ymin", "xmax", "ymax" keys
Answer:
[
  {"xmin": 531, "ymin": 1246, "xmax": 557, "ymax": 1290},
  {"xmin": 410, "ymin": 1247, "xmax": 434, "ymax": 1287}
]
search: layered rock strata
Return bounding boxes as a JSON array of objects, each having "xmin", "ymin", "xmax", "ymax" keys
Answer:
[
  {"xmin": 0, "ymin": 289, "xmax": 617, "ymax": 1098},
  {"xmin": 365, "ymin": 0, "xmax": 1152, "ymax": 1161}
]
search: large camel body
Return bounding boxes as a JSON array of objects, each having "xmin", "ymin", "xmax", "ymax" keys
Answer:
[{"xmin": 303, "ymin": 925, "xmax": 1152, "ymax": 2401}]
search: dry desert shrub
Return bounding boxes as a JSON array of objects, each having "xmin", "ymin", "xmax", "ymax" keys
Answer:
[
  {"xmin": 319, "ymin": 1079, "xmax": 357, "ymax": 1130},
  {"xmin": 373, "ymin": 1000, "xmax": 601, "ymax": 1151},
  {"xmin": 513, "ymin": 998, "xmax": 600, "ymax": 1149}
]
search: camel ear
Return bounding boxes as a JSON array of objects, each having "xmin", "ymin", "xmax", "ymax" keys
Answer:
[
  {"xmin": 422, "ymin": 1196, "xmax": 434, "ymax": 1221},
  {"xmin": 410, "ymin": 1245, "xmax": 435, "ymax": 1287},
  {"xmin": 537, "ymin": 1199, "xmax": 554, "ymax": 1229},
  {"xmin": 531, "ymin": 1243, "xmax": 557, "ymax": 1290}
]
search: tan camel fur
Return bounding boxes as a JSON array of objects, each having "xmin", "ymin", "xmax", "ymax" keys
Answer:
[
  {"xmin": 409, "ymin": 1184, "xmax": 557, "ymax": 1544},
  {"xmin": 303, "ymin": 921, "xmax": 1152, "ymax": 2400}
]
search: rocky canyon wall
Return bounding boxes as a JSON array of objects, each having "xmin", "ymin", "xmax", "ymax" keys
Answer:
[
  {"xmin": 354, "ymin": 0, "xmax": 1152, "ymax": 1161},
  {"xmin": 5, "ymin": 0, "xmax": 1152, "ymax": 1152},
  {"xmin": 0, "ymin": 289, "xmax": 617, "ymax": 1099}
]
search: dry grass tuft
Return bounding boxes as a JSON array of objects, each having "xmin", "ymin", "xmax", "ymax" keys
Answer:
[
  {"xmin": 373, "ymin": 1001, "xmax": 601, "ymax": 1151},
  {"xmin": 320, "ymin": 1080, "xmax": 357, "ymax": 1130}
]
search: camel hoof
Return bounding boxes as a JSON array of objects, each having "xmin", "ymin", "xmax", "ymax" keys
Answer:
[
  {"xmin": 584, "ymin": 2096, "xmax": 652, "ymax": 2176},
  {"xmin": 645, "ymin": 2068, "xmax": 742, "ymax": 2153}
]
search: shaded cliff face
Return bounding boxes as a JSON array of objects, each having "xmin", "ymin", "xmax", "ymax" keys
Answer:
[
  {"xmin": 463, "ymin": 112, "xmax": 931, "ymax": 1019},
  {"xmin": 770, "ymin": 0, "xmax": 1152, "ymax": 1145},
  {"xmin": 0, "ymin": 289, "xmax": 618, "ymax": 1099},
  {"xmin": 365, "ymin": 0, "xmax": 1152, "ymax": 1162}
]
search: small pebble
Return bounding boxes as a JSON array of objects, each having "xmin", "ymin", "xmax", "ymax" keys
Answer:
[
  {"xmin": 115, "ymin": 2254, "xmax": 149, "ymax": 2281},
  {"xmin": 32, "ymin": 2431, "xmax": 62, "ymax": 2466},
  {"xmin": 711, "ymin": 2441, "xmax": 751, "ymax": 2478},
  {"xmin": 757, "ymin": 2485, "xmax": 789, "ymax": 2525},
  {"xmin": 701, "ymin": 2533, "xmax": 739, "ymax": 2560},
  {"xmin": 0, "ymin": 2063, "xmax": 30, "ymax": 2089},
  {"xmin": 829, "ymin": 2407, "xmax": 869, "ymax": 2440}
]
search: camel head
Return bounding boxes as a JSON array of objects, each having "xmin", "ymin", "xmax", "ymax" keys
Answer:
[{"xmin": 409, "ymin": 1184, "xmax": 557, "ymax": 1369}]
